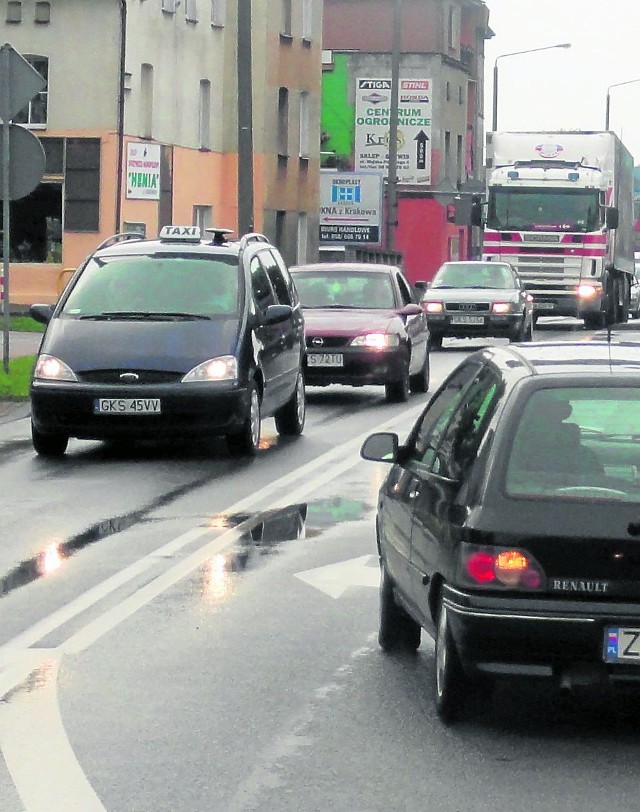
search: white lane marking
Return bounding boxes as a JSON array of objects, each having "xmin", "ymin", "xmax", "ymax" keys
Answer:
[
  {"xmin": 0, "ymin": 399, "xmax": 427, "ymax": 812},
  {"xmin": 294, "ymin": 555, "xmax": 380, "ymax": 598},
  {"xmin": 0, "ymin": 654, "xmax": 104, "ymax": 812}
]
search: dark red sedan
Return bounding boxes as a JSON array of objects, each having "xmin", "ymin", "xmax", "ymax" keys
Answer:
[{"xmin": 290, "ymin": 263, "xmax": 430, "ymax": 402}]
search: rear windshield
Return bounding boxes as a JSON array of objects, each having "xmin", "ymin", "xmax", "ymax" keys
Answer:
[
  {"xmin": 506, "ymin": 387, "xmax": 640, "ymax": 502},
  {"xmin": 293, "ymin": 271, "xmax": 396, "ymax": 309},
  {"xmin": 61, "ymin": 253, "xmax": 240, "ymax": 318}
]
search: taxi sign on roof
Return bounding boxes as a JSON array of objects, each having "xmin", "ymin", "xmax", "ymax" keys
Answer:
[{"xmin": 159, "ymin": 225, "xmax": 201, "ymax": 242}]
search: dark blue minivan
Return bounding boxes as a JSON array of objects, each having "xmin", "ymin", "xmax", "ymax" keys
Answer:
[{"xmin": 29, "ymin": 226, "xmax": 306, "ymax": 457}]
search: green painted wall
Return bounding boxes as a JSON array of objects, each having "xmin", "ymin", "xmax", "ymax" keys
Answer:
[{"xmin": 321, "ymin": 54, "xmax": 354, "ymax": 167}]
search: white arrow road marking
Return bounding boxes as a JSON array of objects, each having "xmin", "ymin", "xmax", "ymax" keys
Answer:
[
  {"xmin": 295, "ymin": 555, "xmax": 380, "ymax": 599},
  {"xmin": 0, "ymin": 399, "xmax": 428, "ymax": 812}
]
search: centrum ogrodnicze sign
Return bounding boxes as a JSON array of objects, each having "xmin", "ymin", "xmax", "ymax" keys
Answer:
[{"xmin": 355, "ymin": 77, "xmax": 433, "ymax": 185}]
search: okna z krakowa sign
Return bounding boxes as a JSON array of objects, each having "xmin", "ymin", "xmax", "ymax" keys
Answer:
[{"xmin": 319, "ymin": 171, "xmax": 383, "ymax": 244}]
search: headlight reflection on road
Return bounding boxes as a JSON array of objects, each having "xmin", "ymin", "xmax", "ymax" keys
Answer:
[
  {"xmin": 203, "ymin": 553, "xmax": 234, "ymax": 602},
  {"xmin": 37, "ymin": 542, "xmax": 64, "ymax": 577}
]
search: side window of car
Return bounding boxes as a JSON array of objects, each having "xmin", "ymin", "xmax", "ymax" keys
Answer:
[
  {"xmin": 272, "ymin": 250, "xmax": 299, "ymax": 306},
  {"xmin": 262, "ymin": 250, "xmax": 293, "ymax": 306},
  {"xmin": 396, "ymin": 273, "xmax": 414, "ymax": 305},
  {"xmin": 409, "ymin": 362, "xmax": 483, "ymax": 467},
  {"xmin": 250, "ymin": 255, "xmax": 276, "ymax": 312},
  {"xmin": 433, "ymin": 367, "xmax": 504, "ymax": 480}
]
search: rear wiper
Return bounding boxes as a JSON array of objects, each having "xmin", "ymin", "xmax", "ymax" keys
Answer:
[{"xmin": 79, "ymin": 311, "xmax": 211, "ymax": 321}]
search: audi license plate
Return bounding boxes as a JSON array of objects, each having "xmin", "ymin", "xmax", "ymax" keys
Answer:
[
  {"xmin": 534, "ymin": 302, "xmax": 555, "ymax": 310},
  {"xmin": 307, "ymin": 353, "xmax": 343, "ymax": 367},
  {"xmin": 94, "ymin": 398, "xmax": 161, "ymax": 414},
  {"xmin": 604, "ymin": 627, "xmax": 640, "ymax": 663},
  {"xmin": 450, "ymin": 315, "xmax": 484, "ymax": 325}
]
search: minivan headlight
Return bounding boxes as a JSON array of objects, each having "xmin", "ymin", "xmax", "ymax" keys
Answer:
[
  {"xmin": 34, "ymin": 354, "xmax": 78, "ymax": 382},
  {"xmin": 182, "ymin": 355, "xmax": 238, "ymax": 382}
]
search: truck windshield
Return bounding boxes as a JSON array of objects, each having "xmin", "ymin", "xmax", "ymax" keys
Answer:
[{"xmin": 487, "ymin": 188, "xmax": 602, "ymax": 232}]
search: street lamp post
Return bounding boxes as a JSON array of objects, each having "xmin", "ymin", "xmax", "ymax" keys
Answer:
[
  {"xmin": 492, "ymin": 43, "xmax": 571, "ymax": 132},
  {"xmin": 605, "ymin": 78, "xmax": 640, "ymax": 130}
]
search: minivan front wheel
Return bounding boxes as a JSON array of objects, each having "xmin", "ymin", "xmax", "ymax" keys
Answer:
[
  {"xmin": 274, "ymin": 372, "xmax": 306, "ymax": 436},
  {"xmin": 227, "ymin": 382, "xmax": 261, "ymax": 457},
  {"xmin": 31, "ymin": 422, "xmax": 68, "ymax": 457}
]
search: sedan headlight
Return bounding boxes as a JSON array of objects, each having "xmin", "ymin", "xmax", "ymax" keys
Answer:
[
  {"xmin": 350, "ymin": 333, "xmax": 400, "ymax": 349},
  {"xmin": 33, "ymin": 354, "xmax": 78, "ymax": 382},
  {"xmin": 182, "ymin": 355, "xmax": 238, "ymax": 382},
  {"xmin": 423, "ymin": 301, "xmax": 444, "ymax": 314},
  {"xmin": 491, "ymin": 302, "xmax": 514, "ymax": 314}
]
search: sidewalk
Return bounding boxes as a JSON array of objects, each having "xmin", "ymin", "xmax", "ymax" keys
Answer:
[{"xmin": 0, "ymin": 331, "xmax": 42, "ymax": 427}]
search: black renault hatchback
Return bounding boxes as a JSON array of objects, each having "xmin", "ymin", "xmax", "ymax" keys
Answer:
[
  {"xmin": 361, "ymin": 340, "xmax": 640, "ymax": 723},
  {"xmin": 29, "ymin": 226, "xmax": 305, "ymax": 457}
]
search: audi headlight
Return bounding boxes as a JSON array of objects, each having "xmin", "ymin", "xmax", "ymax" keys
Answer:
[
  {"xmin": 491, "ymin": 302, "xmax": 513, "ymax": 314},
  {"xmin": 33, "ymin": 354, "xmax": 78, "ymax": 382},
  {"xmin": 350, "ymin": 333, "xmax": 400, "ymax": 349},
  {"xmin": 182, "ymin": 355, "xmax": 238, "ymax": 382},
  {"xmin": 423, "ymin": 301, "xmax": 444, "ymax": 314}
]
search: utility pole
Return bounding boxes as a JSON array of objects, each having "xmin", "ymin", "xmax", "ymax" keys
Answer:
[
  {"xmin": 237, "ymin": 0, "xmax": 254, "ymax": 235},
  {"xmin": 385, "ymin": 0, "xmax": 401, "ymax": 251}
]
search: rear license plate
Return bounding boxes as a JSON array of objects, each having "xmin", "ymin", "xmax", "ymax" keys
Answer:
[
  {"xmin": 604, "ymin": 627, "xmax": 640, "ymax": 663},
  {"xmin": 307, "ymin": 353, "xmax": 344, "ymax": 367},
  {"xmin": 94, "ymin": 398, "xmax": 161, "ymax": 414},
  {"xmin": 534, "ymin": 302, "xmax": 555, "ymax": 311},
  {"xmin": 450, "ymin": 315, "xmax": 484, "ymax": 325}
]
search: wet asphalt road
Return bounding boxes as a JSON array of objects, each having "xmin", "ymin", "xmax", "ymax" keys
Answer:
[{"xmin": 3, "ymin": 321, "xmax": 640, "ymax": 812}]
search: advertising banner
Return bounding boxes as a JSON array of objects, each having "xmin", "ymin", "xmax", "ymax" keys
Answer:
[
  {"xmin": 355, "ymin": 78, "xmax": 433, "ymax": 185},
  {"xmin": 126, "ymin": 142, "xmax": 161, "ymax": 200},
  {"xmin": 319, "ymin": 171, "xmax": 383, "ymax": 244}
]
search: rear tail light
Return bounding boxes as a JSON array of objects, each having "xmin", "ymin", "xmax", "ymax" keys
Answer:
[{"xmin": 460, "ymin": 545, "xmax": 545, "ymax": 591}]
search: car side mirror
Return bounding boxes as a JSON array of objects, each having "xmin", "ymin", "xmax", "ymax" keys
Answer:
[
  {"xmin": 262, "ymin": 303, "xmax": 293, "ymax": 325},
  {"xmin": 29, "ymin": 303, "xmax": 54, "ymax": 325},
  {"xmin": 361, "ymin": 432, "xmax": 399, "ymax": 463},
  {"xmin": 606, "ymin": 206, "xmax": 619, "ymax": 230},
  {"xmin": 414, "ymin": 280, "xmax": 428, "ymax": 291}
]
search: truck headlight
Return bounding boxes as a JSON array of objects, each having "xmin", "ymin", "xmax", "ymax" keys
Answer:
[{"xmin": 577, "ymin": 283, "xmax": 601, "ymax": 299}]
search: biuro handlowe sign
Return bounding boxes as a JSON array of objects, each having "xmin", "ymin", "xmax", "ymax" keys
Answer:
[
  {"xmin": 319, "ymin": 171, "xmax": 383, "ymax": 245},
  {"xmin": 354, "ymin": 78, "xmax": 433, "ymax": 185},
  {"xmin": 126, "ymin": 142, "xmax": 161, "ymax": 200}
]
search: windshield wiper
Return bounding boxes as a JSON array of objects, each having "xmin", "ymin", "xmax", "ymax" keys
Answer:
[{"xmin": 79, "ymin": 311, "xmax": 211, "ymax": 321}]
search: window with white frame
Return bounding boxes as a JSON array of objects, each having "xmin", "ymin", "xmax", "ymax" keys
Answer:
[
  {"xmin": 198, "ymin": 79, "xmax": 211, "ymax": 149},
  {"xmin": 185, "ymin": 0, "xmax": 197, "ymax": 21},
  {"xmin": 299, "ymin": 91, "xmax": 310, "ymax": 158},
  {"xmin": 162, "ymin": 0, "xmax": 177, "ymax": 13},
  {"xmin": 140, "ymin": 63, "xmax": 154, "ymax": 139},
  {"xmin": 301, "ymin": 0, "xmax": 312, "ymax": 39},
  {"xmin": 281, "ymin": 0, "xmax": 292, "ymax": 36},
  {"xmin": 13, "ymin": 55, "xmax": 48, "ymax": 125},
  {"xmin": 210, "ymin": 0, "xmax": 225, "ymax": 27},
  {"xmin": 193, "ymin": 205, "xmax": 212, "ymax": 232},
  {"xmin": 447, "ymin": 5, "xmax": 460, "ymax": 50},
  {"xmin": 297, "ymin": 213, "xmax": 308, "ymax": 264}
]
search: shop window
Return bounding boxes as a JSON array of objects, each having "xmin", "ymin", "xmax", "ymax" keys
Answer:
[
  {"xmin": 65, "ymin": 138, "xmax": 100, "ymax": 232},
  {"xmin": 13, "ymin": 55, "xmax": 47, "ymax": 126},
  {"xmin": 0, "ymin": 182, "xmax": 62, "ymax": 262}
]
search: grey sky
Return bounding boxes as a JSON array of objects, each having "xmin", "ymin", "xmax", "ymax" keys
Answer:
[{"xmin": 484, "ymin": 0, "xmax": 640, "ymax": 164}]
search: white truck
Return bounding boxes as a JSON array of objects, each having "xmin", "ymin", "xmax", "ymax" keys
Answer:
[{"xmin": 475, "ymin": 131, "xmax": 636, "ymax": 328}]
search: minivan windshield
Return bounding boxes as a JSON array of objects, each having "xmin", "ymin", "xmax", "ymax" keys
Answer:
[
  {"xmin": 506, "ymin": 387, "xmax": 640, "ymax": 502},
  {"xmin": 61, "ymin": 253, "xmax": 240, "ymax": 318}
]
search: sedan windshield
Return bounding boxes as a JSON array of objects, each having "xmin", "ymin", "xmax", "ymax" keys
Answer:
[
  {"xmin": 487, "ymin": 188, "xmax": 601, "ymax": 232},
  {"xmin": 61, "ymin": 254, "xmax": 240, "ymax": 318},
  {"xmin": 506, "ymin": 387, "xmax": 640, "ymax": 502},
  {"xmin": 293, "ymin": 271, "xmax": 396, "ymax": 309},
  {"xmin": 431, "ymin": 263, "xmax": 515, "ymax": 290}
]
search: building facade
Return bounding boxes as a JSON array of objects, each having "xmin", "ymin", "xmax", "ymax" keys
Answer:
[
  {"xmin": 1, "ymin": 0, "xmax": 322, "ymax": 306},
  {"xmin": 321, "ymin": 0, "xmax": 491, "ymax": 283}
]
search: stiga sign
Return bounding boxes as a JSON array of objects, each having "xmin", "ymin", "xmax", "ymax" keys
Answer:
[
  {"xmin": 126, "ymin": 142, "xmax": 161, "ymax": 200},
  {"xmin": 355, "ymin": 77, "xmax": 433, "ymax": 185},
  {"xmin": 319, "ymin": 171, "xmax": 383, "ymax": 244}
]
